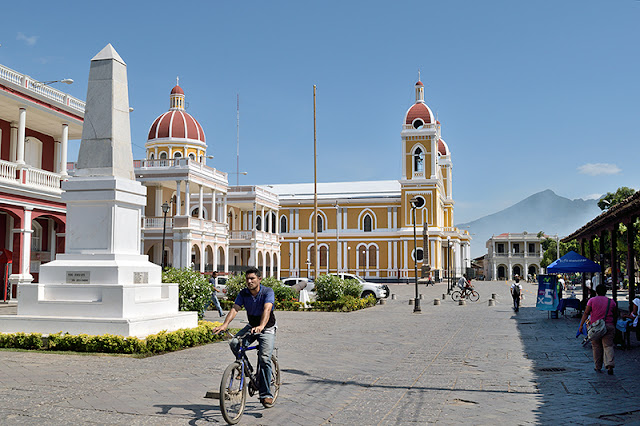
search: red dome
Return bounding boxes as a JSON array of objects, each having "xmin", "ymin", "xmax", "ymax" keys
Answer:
[
  {"xmin": 415, "ymin": 80, "xmax": 423, "ymax": 87},
  {"xmin": 147, "ymin": 110, "xmax": 205, "ymax": 143},
  {"xmin": 438, "ymin": 139, "xmax": 449, "ymax": 156},
  {"xmin": 171, "ymin": 85, "xmax": 184, "ymax": 95},
  {"xmin": 405, "ymin": 102, "xmax": 432, "ymax": 126}
]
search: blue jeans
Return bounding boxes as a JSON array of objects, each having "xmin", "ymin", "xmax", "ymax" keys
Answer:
[
  {"xmin": 203, "ymin": 292, "xmax": 224, "ymax": 316},
  {"xmin": 229, "ymin": 325, "xmax": 276, "ymax": 399}
]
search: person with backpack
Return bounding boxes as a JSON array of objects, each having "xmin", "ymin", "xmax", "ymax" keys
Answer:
[
  {"xmin": 578, "ymin": 284, "xmax": 617, "ymax": 374},
  {"xmin": 510, "ymin": 276, "xmax": 522, "ymax": 312}
]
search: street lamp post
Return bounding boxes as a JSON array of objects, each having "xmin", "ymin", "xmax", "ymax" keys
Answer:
[
  {"xmin": 161, "ymin": 202, "xmax": 170, "ymax": 271},
  {"xmin": 446, "ymin": 237, "xmax": 452, "ymax": 294},
  {"xmin": 297, "ymin": 236, "xmax": 302, "ymax": 278},
  {"xmin": 410, "ymin": 197, "xmax": 421, "ymax": 313}
]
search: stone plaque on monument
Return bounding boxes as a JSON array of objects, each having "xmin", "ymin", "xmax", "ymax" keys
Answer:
[
  {"xmin": 67, "ymin": 271, "xmax": 90, "ymax": 283},
  {"xmin": 133, "ymin": 272, "xmax": 148, "ymax": 284}
]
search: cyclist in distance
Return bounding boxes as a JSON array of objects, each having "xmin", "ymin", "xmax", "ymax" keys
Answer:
[
  {"xmin": 457, "ymin": 274, "xmax": 471, "ymax": 292},
  {"xmin": 213, "ymin": 266, "xmax": 277, "ymax": 407}
]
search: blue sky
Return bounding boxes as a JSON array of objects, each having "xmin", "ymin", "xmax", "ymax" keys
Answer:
[{"xmin": 1, "ymin": 0, "xmax": 638, "ymax": 223}]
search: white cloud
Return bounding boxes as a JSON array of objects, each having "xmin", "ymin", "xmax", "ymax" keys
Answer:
[
  {"xmin": 17, "ymin": 32, "xmax": 38, "ymax": 46},
  {"xmin": 577, "ymin": 163, "xmax": 621, "ymax": 176},
  {"xmin": 583, "ymin": 193, "xmax": 602, "ymax": 200}
]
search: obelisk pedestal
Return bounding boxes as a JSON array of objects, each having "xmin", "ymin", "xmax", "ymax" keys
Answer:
[{"xmin": 0, "ymin": 44, "xmax": 197, "ymax": 337}]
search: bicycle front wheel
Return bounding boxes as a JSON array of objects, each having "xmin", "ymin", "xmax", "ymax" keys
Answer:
[
  {"xmin": 263, "ymin": 355, "xmax": 281, "ymax": 408},
  {"xmin": 451, "ymin": 291, "xmax": 462, "ymax": 302},
  {"xmin": 220, "ymin": 362, "xmax": 247, "ymax": 424},
  {"xmin": 468, "ymin": 290, "xmax": 480, "ymax": 302}
]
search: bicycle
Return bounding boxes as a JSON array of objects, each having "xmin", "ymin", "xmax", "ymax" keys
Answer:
[
  {"xmin": 451, "ymin": 286, "xmax": 480, "ymax": 302},
  {"xmin": 218, "ymin": 331, "xmax": 281, "ymax": 425}
]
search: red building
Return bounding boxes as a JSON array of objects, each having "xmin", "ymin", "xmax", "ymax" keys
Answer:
[{"xmin": 0, "ymin": 64, "xmax": 84, "ymax": 297}]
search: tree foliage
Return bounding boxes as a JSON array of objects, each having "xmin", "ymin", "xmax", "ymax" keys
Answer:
[
  {"xmin": 161, "ymin": 268, "xmax": 213, "ymax": 320},
  {"xmin": 597, "ymin": 186, "xmax": 635, "ymax": 211}
]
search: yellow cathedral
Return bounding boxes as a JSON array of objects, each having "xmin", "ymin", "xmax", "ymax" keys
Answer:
[{"xmin": 270, "ymin": 80, "xmax": 471, "ymax": 282}]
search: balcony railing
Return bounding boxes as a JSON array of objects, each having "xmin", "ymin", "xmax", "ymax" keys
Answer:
[
  {"xmin": 134, "ymin": 158, "xmax": 227, "ymax": 181},
  {"xmin": 0, "ymin": 159, "xmax": 62, "ymax": 194},
  {"xmin": 231, "ymin": 230, "xmax": 280, "ymax": 244},
  {"xmin": 142, "ymin": 216, "xmax": 228, "ymax": 235},
  {"xmin": 0, "ymin": 64, "xmax": 85, "ymax": 114}
]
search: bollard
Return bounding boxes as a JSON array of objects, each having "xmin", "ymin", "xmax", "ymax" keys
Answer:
[
  {"xmin": 442, "ymin": 294, "xmax": 446, "ymax": 300},
  {"xmin": 419, "ymin": 294, "xmax": 423, "ymax": 300},
  {"xmin": 434, "ymin": 298, "xmax": 441, "ymax": 305},
  {"xmin": 458, "ymin": 300, "xmax": 466, "ymax": 306},
  {"xmin": 488, "ymin": 299, "xmax": 496, "ymax": 306},
  {"xmin": 380, "ymin": 298, "xmax": 386, "ymax": 305},
  {"xmin": 409, "ymin": 299, "xmax": 414, "ymax": 305},
  {"xmin": 492, "ymin": 293, "xmax": 497, "ymax": 300},
  {"xmin": 391, "ymin": 294, "xmax": 397, "ymax": 300}
]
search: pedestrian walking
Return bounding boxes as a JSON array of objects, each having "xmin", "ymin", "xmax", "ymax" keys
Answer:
[
  {"xmin": 578, "ymin": 284, "xmax": 617, "ymax": 374},
  {"xmin": 511, "ymin": 276, "xmax": 522, "ymax": 312},
  {"xmin": 203, "ymin": 271, "xmax": 225, "ymax": 317}
]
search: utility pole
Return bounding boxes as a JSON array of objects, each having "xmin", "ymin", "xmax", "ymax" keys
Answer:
[{"xmin": 313, "ymin": 85, "xmax": 318, "ymax": 280}]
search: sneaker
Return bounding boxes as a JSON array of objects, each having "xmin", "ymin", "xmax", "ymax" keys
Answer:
[
  {"xmin": 261, "ymin": 397, "xmax": 274, "ymax": 407},
  {"xmin": 607, "ymin": 367, "xmax": 614, "ymax": 375}
]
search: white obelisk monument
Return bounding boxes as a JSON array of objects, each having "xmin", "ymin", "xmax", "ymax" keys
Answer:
[{"xmin": 0, "ymin": 44, "xmax": 197, "ymax": 337}]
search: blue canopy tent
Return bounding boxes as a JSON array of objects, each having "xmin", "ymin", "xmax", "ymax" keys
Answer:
[{"xmin": 546, "ymin": 250, "xmax": 601, "ymax": 273}]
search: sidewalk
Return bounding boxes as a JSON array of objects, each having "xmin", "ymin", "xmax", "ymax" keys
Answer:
[{"xmin": 0, "ymin": 280, "xmax": 637, "ymax": 424}]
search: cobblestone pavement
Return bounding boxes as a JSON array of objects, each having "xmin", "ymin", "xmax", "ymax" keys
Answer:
[{"xmin": 0, "ymin": 280, "xmax": 639, "ymax": 425}]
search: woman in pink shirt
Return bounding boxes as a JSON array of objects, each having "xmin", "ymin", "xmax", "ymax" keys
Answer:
[{"xmin": 578, "ymin": 284, "xmax": 618, "ymax": 374}]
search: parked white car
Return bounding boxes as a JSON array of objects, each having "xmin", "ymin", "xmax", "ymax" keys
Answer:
[
  {"xmin": 213, "ymin": 276, "xmax": 228, "ymax": 298},
  {"xmin": 330, "ymin": 273, "xmax": 389, "ymax": 299},
  {"xmin": 282, "ymin": 277, "xmax": 315, "ymax": 292}
]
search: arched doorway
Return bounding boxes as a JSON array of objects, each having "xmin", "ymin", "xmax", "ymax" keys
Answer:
[
  {"xmin": 498, "ymin": 265, "xmax": 506, "ymax": 280},
  {"xmin": 512, "ymin": 265, "xmax": 522, "ymax": 279},
  {"xmin": 265, "ymin": 252, "xmax": 271, "ymax": 277},
  {"xmin": 217, "ymin": 246, "xmax": 225, "ymax": 272},
  {"xmin": 191, "ymin": 244, "xmax": 201, "ymax": 271},
  {"xmin": 205, "ymin": 245, "xmax": 214, "ymax": 272}
]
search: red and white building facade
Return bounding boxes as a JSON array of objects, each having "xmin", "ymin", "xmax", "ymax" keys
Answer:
[{"xmin": 0, "ymin": 64, "xmax": 83, "ymax": 297}]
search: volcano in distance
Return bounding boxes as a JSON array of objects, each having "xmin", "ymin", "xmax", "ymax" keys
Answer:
[{"xmin": 456, "ymin": 189, "xmax": 601, "ymax": 258}]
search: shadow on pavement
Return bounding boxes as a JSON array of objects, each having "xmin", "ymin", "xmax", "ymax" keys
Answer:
[
  {"xmin": 514, "ymin": 305, "xmax": 640, "ymax": 424},
  {"xmin": 154, "ymin": 402, "xmax": 264, "ymax": 424}
]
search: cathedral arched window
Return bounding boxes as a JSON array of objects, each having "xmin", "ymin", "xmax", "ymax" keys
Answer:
[
  {"xmin": 189, "ymin": 153, "xmax": 195, "ymax": 160},
  {"xmin": 149, "ymin": 153, "xmax": 155, "ymax": 160},
  {"xmin": 174, "ymin": 152, "xmax": 182, "ymax": 158},
  {"xmin": 160, "ymin": 152, "xmax": 167, "ymax": 159},
  {"xmin": 256, "ymin": 216, "xmax": 262, "ymax": 231},
  {"xmin": 280, "ymin": 215, "xmax": 287, "ymax": 233},
  {"xmin": 317, "ymin": 215, "xmax": 323, "ymax": 233},
  {"xmin": 414, "ymin": 147, "xmax": 424, "ymax": 172},
  {"xmin": 364, "ymin": 214, "xmax": 372, "ymax": 232}
]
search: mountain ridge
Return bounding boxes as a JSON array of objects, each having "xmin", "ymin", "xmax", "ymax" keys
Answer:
[{"xmin": 457, "ymin": 190, "xmax": 601, "ymax": 258}]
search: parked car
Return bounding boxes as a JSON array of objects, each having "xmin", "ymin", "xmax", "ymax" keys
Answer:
[
  {"xmin": 214, "ymin": 276, "xmax": 228, "ymax": 297},
  {"xmin": 330, "ymin": 273, "xmax": 389, "ymax": 299},
  {"xmin": 282, "ymin": 277, "xmax": 315, "ymax": 293}
]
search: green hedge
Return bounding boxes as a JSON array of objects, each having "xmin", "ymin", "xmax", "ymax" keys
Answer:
[
  {"xmin": 220, "ymin": 295, "xmax": 376, "ymax": 312},
  {"xmin": 0, "ymin": 321, "xmax": 236, "ymax": 355}
]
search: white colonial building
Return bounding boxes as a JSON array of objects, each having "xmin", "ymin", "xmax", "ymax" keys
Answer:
[{"xmin": 485, "ymin": 232, "xmax": 544, "ymax": 280}]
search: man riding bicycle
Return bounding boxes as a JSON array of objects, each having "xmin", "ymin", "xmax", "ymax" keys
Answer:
[
  {"xmin": 213, "ymin": 267, "xmax": 277, "ymax": 407},
  {"xmin": 457, "ymin": 274, "xmax": 472, "ymax": 293}
]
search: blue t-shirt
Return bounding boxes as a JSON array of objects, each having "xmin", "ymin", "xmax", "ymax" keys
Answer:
[{"xmin": 234, "ymin": 285, "xmax": 276, "ymax": 328}]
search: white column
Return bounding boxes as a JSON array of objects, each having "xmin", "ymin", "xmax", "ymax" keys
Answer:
[
  {"xmin": 387, "ymin": 241, "xmax": 392, "ymax": 275},
  {"xmin": 393, "ymin": 241, "xmax": 398, "ymax": 272},
  {"xmin": 289, "ymin": 242, "xmax": 294, "ymax": 274},
  {"xmin": 183, "ymin": 146, "xmax": 187, "ymax": 158},
  {"xmin": 277, "ymin": 252, "xmax": 281, "ymax": 280},
  {"xmin": 252, "ymin": 203, "xmax": 257, "ymax": 230},
  {"xmin": 275, "ymin": 210, "xmax": 279, "ymax": 235},
  {"xmin": 393, "ymin": 207, "xmax": 398, "ymax": 229},
  {"xmin": 199, "ymin": 243, "xmax": 205, "ymax": 273},
  {"xmin": 198, "ymin": 185, "xmax": 204, "ymax": 219},
  {"xmin": 175, "ymin": 181, "xmax": 182, "ymax": 215},
  {"xmin": 49, "ymin": 218, "xmax": 56, "ymax": 261},
  {"xmin": 403, "ymin": 240, "xmax": 408, "ymax": 277},
  {"xmin": 60, "ymin": 123, "xmax": 69, "ymax": 176},
  {"xmin": 9, "ymin": 123, "xmax": 18, "ymax": 162},
  {"xmin": 269, "ymin": 252, "xmax": 274, "ymax": 276},
  {"xmin": 16, "ymin": 108, "xmax": 26, "ymax": 165},
  {"xmin": 155, "ymin": 186, "xmax": 162, "ymax": 216},
  {"xmin": 223, "ymin": 195, "xmax": 228, "ymax": 225},
  {"xmin": 430, "ymin": 136, "xmax": 437, "ymax": 179},
  {"xmin": 211, "ymin": 189, "xmax": 217, "ymax": 222},
  {"xmin": 154, "ymin": 146, "xmax": 158, "ymax": 159},
  {"xmin": 224, "ymin": 246, "xmax": 229, "ymax": 273},
  {"xmin": 184, "ymin": 181, "xmax": 191, "ymax": 216},
  {"xmin": 261, "ymin": 206, "xmax": 265, "ymax": 232},
  {"xmin": 289, "ymin": 210, "xmax": 294, "ymax": 232},
  {"xmin": 20, "ymin": 208, "xmax": 33, "ymax": 279},
  {"xmin": 387, "ymin": 208, "xmax": 392, "ymax": 229}
]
